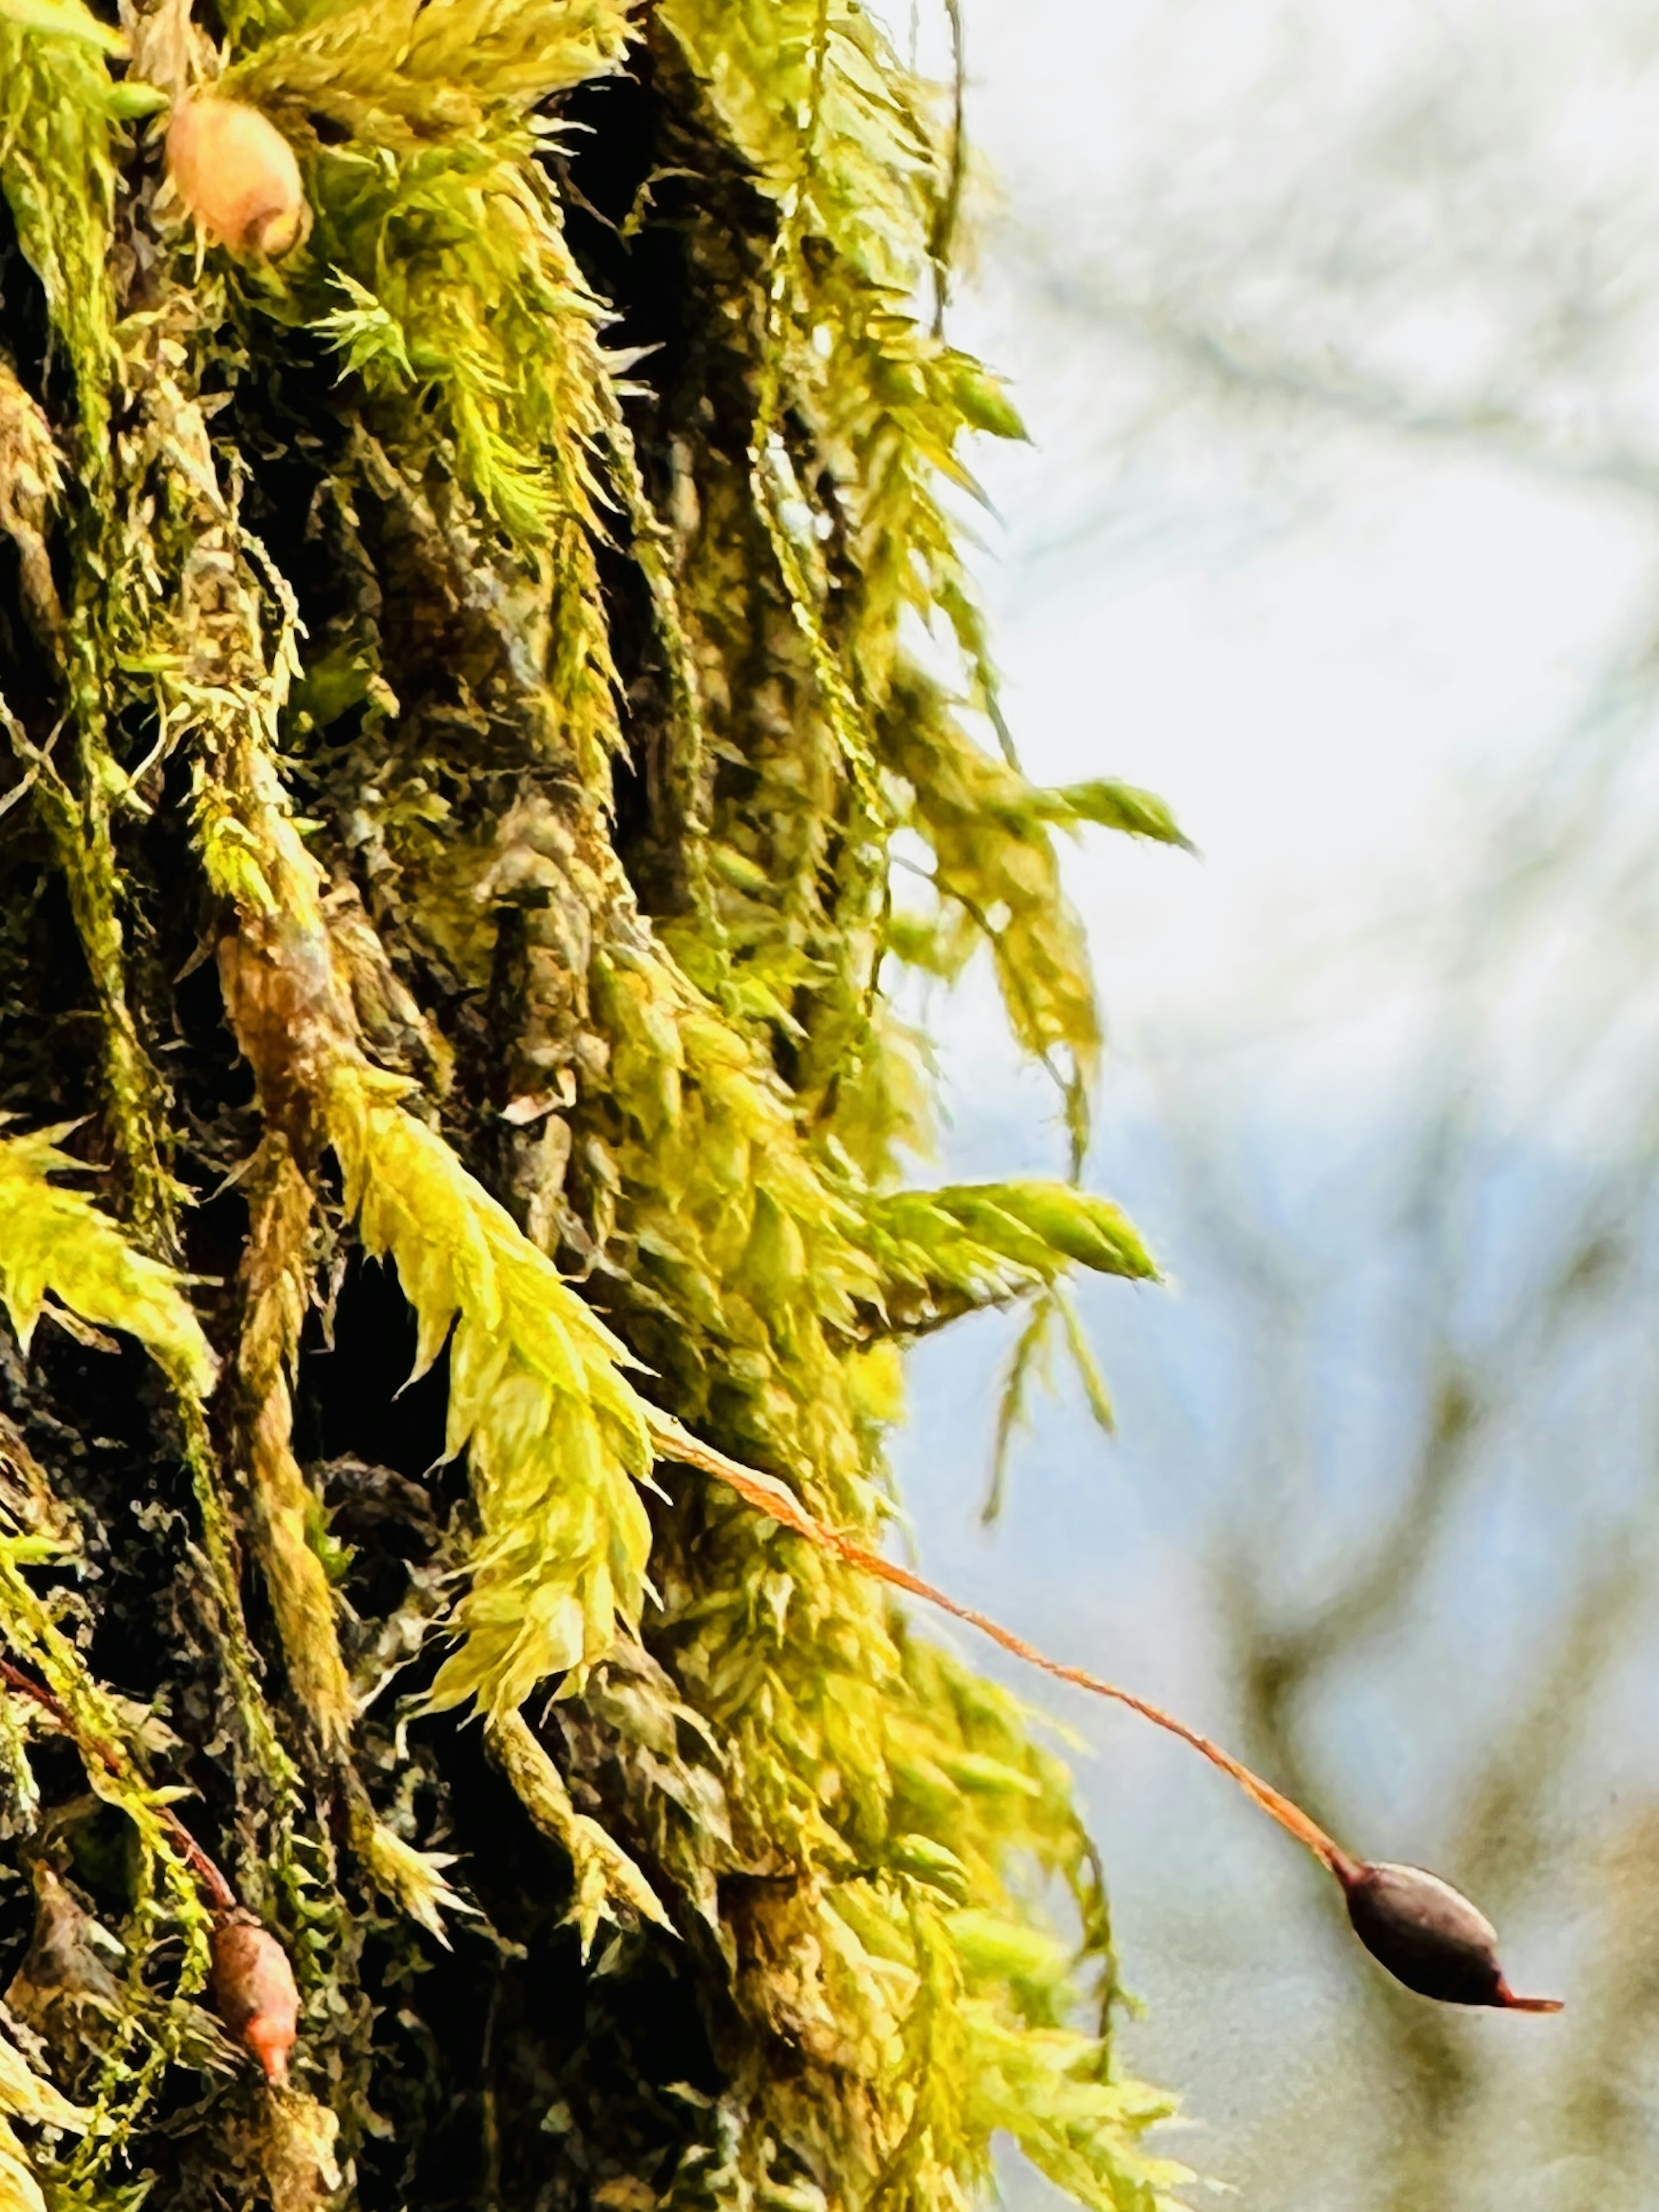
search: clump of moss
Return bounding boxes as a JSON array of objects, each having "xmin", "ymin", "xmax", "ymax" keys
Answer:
[{"xmin": 0, "ymin": 3, "xmax": 1193, "ymax": 2208}]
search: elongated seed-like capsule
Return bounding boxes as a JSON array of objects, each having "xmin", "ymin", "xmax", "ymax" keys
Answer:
[
  {"xmin": 210, "ymin": 1911, "xmax": 301, "ymax": 2083},
  {"xmin": 1338, "ymin": 1862, "xmax": 1563, "ymax": 2012},
  {"xmin": 656, "ymin": 1422, "xmax": 1569, "ymax": 2020},
  {"xmin": 165, "ymin": 96, "xmax": 308, "ymax": 260}
]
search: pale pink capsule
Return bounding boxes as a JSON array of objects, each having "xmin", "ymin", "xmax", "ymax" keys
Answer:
[
  {"xmin": 210, "ymin": 1911, "xmax": 300, "ymax": 2084},
  {"xmin": 166, "ymin": 96, "xmax": 308, "ymax": 260}
]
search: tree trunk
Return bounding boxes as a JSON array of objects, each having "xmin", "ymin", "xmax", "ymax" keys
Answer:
[{"xmin": 0, "ymin": 4, "xmax": 1188, "ymax": 2209}]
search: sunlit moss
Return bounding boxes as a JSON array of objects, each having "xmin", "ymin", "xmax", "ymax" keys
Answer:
[{"xmin": 0, "ymin": 2, "xmax": 1192, "ymax": 2207}]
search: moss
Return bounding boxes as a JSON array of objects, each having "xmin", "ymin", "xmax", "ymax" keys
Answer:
[{"xmin": 0, "ymin": 3, "xmax": 1194, "ymax": 2208}]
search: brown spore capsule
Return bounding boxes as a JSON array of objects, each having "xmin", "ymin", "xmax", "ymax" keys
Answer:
[
  {"xmin": 1338, "ymin": 1861, "xmax": 1563, "ymax": 2012},
  {"xmin": 165, "ymin": 96, "xmax": 308, "ymax": 260},
  {"xmin": 210, "ymin": 1910, "xmax": 301, "ymax": 2084}
]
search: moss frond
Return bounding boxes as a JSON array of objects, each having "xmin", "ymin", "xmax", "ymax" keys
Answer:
[
  {"xmin": 238, "ymin": 1139, "xmax": 355, "ymax": 1757},
  {"xmin": 486, "ymin": 1707, "xmax": 671, "ymax": 1951},
  {"xmin": 0, "ymin": 20, "xmax": 121, "ymax": 470},
  {"xmin": 226, "ymin": 0, "xmax": 638, "ymax": 135},
  {"xmin": 869, "ymin": 1180, "xmax": 1158, "ymax": 1336},
  {"xmin": 0, "ymin": 1129, "xmax": 215, "ymax": 1396},
  {"xmin": 0, "ymin": 2024, "xmax": 90, "ymax": 2134},
  {"xmin": 327, "ymin": 1062, "xmax": 657, "ymax": 1716},
  {"xmin": 347, "ymin": 1801, "xmax": 470, "ymax": 1945}
]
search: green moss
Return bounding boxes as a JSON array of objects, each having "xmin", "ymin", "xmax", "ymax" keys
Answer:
[{"xmin": 0, "ymin": 3, "xmax": 1195, "ymax": 2207}]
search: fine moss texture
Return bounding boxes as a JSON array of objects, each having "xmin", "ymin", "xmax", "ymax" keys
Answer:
[{"xmin": 0, "ymin": 3, "xmax": 1194, "ymax": 2206}]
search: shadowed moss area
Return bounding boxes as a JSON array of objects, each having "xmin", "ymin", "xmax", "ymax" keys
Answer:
[{"xmin": 0, "ymin": 3, "xmax": 1193, "ymax": 2208}]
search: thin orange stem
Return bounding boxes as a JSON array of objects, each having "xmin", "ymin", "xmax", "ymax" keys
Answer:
[
  {"xmin": 0, "ymin": 1654, "xmax": 239, "ymax": 1914},
  {"xmin": 652, "ymin": 1419, "xmax": 1363, "ymax": 1886}
]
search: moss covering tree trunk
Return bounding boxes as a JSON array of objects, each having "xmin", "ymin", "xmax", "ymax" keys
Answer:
[{"xmin": 0, "ymin": 3, "xmax": 1193, "ymax": 2206}]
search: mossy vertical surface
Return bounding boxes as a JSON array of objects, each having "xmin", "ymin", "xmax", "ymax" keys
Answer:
[{"xmin": 0, "ymin": 3, "xmax": 1194, "ymax": 2207}]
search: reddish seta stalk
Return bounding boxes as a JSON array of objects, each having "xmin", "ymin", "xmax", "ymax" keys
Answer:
[
  {"xmin": 0, "ymin": 1654, "xmax": 303, "ymax": 2075},
  {"xmin": 656, "ymin": 1421, "xmax": 1565, "ymax": 2016}
]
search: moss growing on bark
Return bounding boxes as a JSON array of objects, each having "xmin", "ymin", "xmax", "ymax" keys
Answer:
[{"xmin": 0, "ymin": 3, "xmax": 1192, "ymax": 2206}]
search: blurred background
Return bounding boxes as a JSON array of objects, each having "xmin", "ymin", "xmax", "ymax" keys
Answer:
[{"xmin": 887, "ymin": 0, "xmax": 1659, "ymax": 2204}]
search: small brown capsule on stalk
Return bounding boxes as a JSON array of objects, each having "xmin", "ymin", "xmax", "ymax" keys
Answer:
[
  {"xmin": 1337, "ymin": 1861, "xmax": 1563, "ymax": 2012},
  {"xmin": 165, "ymin": 96, "xmax": 308, "ymax": 260},
  {"xmin": 210, "ymin": 1910, "xmax": 300, "ymax": 2084},
  {"xmin": 647, "ymin": 1424, "xmax": 1569, "ymax": 2023}
]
